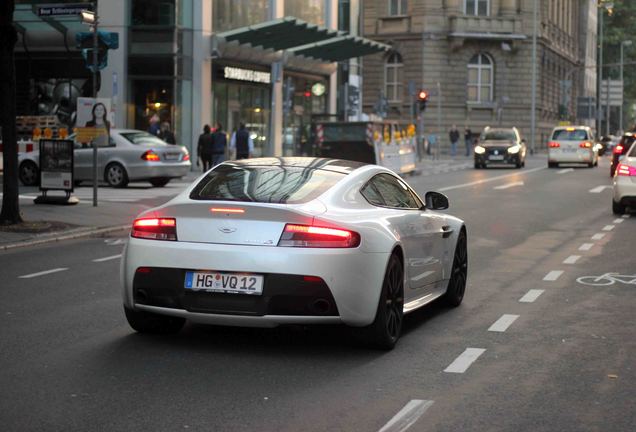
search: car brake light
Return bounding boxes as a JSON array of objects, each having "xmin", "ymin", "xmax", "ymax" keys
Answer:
[
  {"xmin": 278, "ymin": 224, "xmax": 360, "ymax": 248},
  {"xmin": 616, "ymin": 163, "xmax": 636, "ymax": 176},
  {"xmin": 613, "ymin": 145, "xmax": 624, "ymax": 154},
  {"xmin": 131, "ymin": 218, "xmax": 177, "ymax": 241},
  {"xmin": 141, "ymin": 150, "xmax": 161, "ymax": 161},
  {"xmin": 210, "ymin": 207, "xmax": 245, "ymax": 214},
  {"xmin": 579, "ymin": 141, "xmax": 592, "ymax": 148},
  {"xmin": 183, "ymin": 154, "xmax": 190, "ymax": 161},
  {"xmin": 548, "ymin": 141, "xmax": 560, "ymax": 148}
]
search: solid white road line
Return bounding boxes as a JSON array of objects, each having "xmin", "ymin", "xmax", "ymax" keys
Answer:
[
  {"xmin": 18, "ymin": 268, "xmax": 69, "ymax": 279},
  {"xmin": 488, "ymin": 314, "xmax": 520, "ymax": 332},
  {"xmin": 563, "ymin": 255, "xmax": 581, "ymax": 264},
  {"xmin": 557, "ymin": 168, "xmax": 574, "ymax": 174},
  {"xmin": 543, "ymin": 270, "xmax": 564, "ymax": 281},
  {"xmin": 591, "ymin": 233, "xmax": 606, "ymax": 241},
  {"xmin": 613, "ymin": 218, "xmax": 624, "ymax": 224},
  {"xmin": 493, "ymin": 181, "xmax": 524, "ymax": 190},
  {"xmin": 578, "ymin": 243, "xmax": 594, "ymax": 251},
  {"xmin": 438, "ymin": 166, "xmax": 545, "ymax": 192},
  {"xmin": 378, "ymin": 400, "xmax": 434, "ymax": 432},
  {"xmin": 589, "ymin": 185, "xmax": 612, "ymax": 193},
  {"xmin": 92, "ymin": 254, "xmax": 122, "ymax": 263},
  {"xmin": 602, "ymin": 225, "xmax": 615, "ymax": 231},
  {"xmin": 519, "ymin": 289, "xmax": 544, "ymax": 303},
  {"xmin": 444, "ymin": 348, "xmax": 486, "ymax": 373}
]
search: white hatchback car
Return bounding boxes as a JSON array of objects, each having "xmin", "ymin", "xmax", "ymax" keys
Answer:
[
  {"xmin": 547, "ymin": 126, "xmax": 599, "ymax": 168},
  {"xmin": 612, "ymin": 141, "xmax": 636, "ymax": 214}
]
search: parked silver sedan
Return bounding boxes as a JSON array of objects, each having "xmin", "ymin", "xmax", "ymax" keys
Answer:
[{"xmin": 18, "ymin": 129, "xmax": 191, "ymax": 188}]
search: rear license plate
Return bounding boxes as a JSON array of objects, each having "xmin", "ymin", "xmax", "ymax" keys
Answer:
[
  {"xmin": 489, "ymin": 155, "xmax": 504, "ymax": 161},
  {"xmin": 184, "ymin": 271, "xmax": 263, "ymax": 295},
  {"xmin": 165, "ymin": 153, "xmax": 181, "ymax": 161}
]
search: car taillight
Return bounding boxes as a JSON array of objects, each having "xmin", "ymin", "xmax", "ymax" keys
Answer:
[
  {"xmin": 278, "ymin": 224, "xmax": 360, "ymax": 248},
  {"xmin": 141, "ymin": 150, "xmax": 161, "ymax": 161},
  {"xmin": 131, "ymin": 218, "xmax": 177, "ymax": 241},
  {"xmin": 616, "ymin": 163, "xmax": 636, "ymax": 176},
  {"xmin": 548, "ymin": 141, "xmax": 560, "ymax": 148},
  {"xmin": 613, "ymin": 145, "xmax": 624, "ymax": 154},
  {"xmin": 183, "ymin": 153, "xmax": 190, "ymax": 161},
  {"xmin": 579, "ymin": 141, "xmax": 592, "ymax": 148}
]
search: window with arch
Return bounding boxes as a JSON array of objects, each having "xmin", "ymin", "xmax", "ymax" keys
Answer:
[
  {"xmin": 464, "ymin": 0, "xmax": 489, "ymax": 16},
  {"xmin": 384, "ymin": 52, "xmax": 404, "ymax": 102},
  {"xmin": 467, "ymin": 53, "xmax": 493, "ymax": 103}
]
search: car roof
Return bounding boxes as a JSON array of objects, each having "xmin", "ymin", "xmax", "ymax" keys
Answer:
[{"xmin": 223, "ymin": 157, "xmax": 368, "ymax": 174}]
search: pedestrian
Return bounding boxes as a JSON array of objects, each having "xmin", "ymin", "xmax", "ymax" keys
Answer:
[
  {"xmin": 449, "ymin": 124, "xmax": 460, "ymax": 157},
  {"xmin": 211, "ymin": 122, "xmax": 227, "ymax": 166},
  {"xmin": 197, "ymin": 124, "xmax": 213, "ymax": 172},
  {"xmin": 464, "ymin": 125, "xmax": 472, "ymax": 157},
  {"xmin": 230, "ymin": 123, "xmax": 254, "ymax": 160},
  {"xmin": 148, "ymin": 113, "xmax": 161, "ymax": 136},
  {"xmin": 159, "ymin": 121, "xmax": 176, "ymax": 144}
]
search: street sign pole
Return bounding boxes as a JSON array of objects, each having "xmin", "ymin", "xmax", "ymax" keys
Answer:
[
  {"xmin": 92, "ymin": 13, "xmax": 98, "ymax": 206},
  {"xmin": 605, "ymin": 68, "xmax": 611, "ymax": 136}
]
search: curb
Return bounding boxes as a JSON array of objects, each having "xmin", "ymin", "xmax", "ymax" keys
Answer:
[{"xmin": 0, "ymin": 224, "xmax": 130, "ymax": 251}]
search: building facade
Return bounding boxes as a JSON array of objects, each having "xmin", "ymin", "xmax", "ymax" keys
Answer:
[{"xmin": 361, "ymin": 0, "xmax": 598, "ymax": 150}]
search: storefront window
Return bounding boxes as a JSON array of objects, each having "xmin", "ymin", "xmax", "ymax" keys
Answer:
[
  {"xmin": 130, "ymin": 79, "xmax": 173, "ymax": 136},
  {"xmin": 213, "ymin": 0, "xmax": 270, "ymax": 32},
  {"xmin": 285, "ymin": 0, "xmax": 325, "ymax": 26},
  {"xmin": 283, "ymin": 74, "xmax": 328, "ymax": 156},
  {"xmin": 131, "ymin": 0, "xmax": 176, "ymax": 26}
]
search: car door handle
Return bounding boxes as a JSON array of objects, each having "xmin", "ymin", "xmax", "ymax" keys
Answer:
[{"xmin": 441, "ymin": 225, "xmax": 453, "ymax": 238}]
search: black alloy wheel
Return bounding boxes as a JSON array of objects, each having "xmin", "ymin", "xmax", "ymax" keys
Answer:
[
  {"xmin": 365, "ymin": 253, "xmax": 404, "ymax": 350},
  {"xmin": 124, "ymin": 306, "xmax": 185, "ymax": 334},
  {"xmin": 19, "ymin": 161, "xmax": 39, "ymax": 186},
  {"xmin": 105, "ymin": 162, "xmax": 129, "ymax": 188},
  {"xmin": 443, "ymin": 229, "xmax": 468, "ymax": 307}
]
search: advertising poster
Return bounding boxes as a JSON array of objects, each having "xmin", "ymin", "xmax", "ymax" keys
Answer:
[
  {"xmin": 75, "ymin": 97, "xmax": 112, "ymax": 144},
  {"xmin": 39, "ymin": 139, "xmax": 74, "ymax": 191}
]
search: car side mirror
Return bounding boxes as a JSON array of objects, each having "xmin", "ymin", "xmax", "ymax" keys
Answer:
[{"xmin": 424, "ymin": 191, "xmax": 449, "ymax": 210}]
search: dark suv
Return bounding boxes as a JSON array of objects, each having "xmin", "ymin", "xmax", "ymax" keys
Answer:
[
  {"xmin": 474, "ymin": 127, "xmax": 527, "ymax": 169},
  {"xmin": 610, "ymin": 133, "xmax": 636, "ymax": 177}
]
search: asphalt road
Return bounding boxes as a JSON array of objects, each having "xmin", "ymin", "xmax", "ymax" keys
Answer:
[{"xmin": 1, "ymin": 155, "xmax": 634, "ymax": 431}]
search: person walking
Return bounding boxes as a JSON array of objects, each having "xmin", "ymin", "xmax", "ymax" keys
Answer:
[
  {"xmin": 449, "ymin": 125, "xmax": 460, "ymax": 157},
  {"xmin": 211, "ymin": 122, "xmax": 228, "ymax": 166},
  {"xmin": 159, "ymin": 121, "xmax": 176, "ymax": 144},
  {"xmin": 230, "ymin": 123, "xmax": 254, "ymax": 160},
  {"xmin": 197, "ymin": 124, "xmax": 213, "ymax": 172},
  {"xmin": 464, "ymin": 126, "xmax": 472, "ymax": 157}
]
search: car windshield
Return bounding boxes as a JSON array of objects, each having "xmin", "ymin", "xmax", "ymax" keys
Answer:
[
  {"xmin": 189, "ymin": 163, "xmax": 346, "ymax": 204},
  {"xmin": 552, "ymin": 129, "xmax": 589, "ymax": 140},
  {"xmin": 121, "ymin": 132, "xmax": 168, "ymax": 146},
  {"xmin": 482, "ymin": 130, "xmax": 516, "ymax": 141}
]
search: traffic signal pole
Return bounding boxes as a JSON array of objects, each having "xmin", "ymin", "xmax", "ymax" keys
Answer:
[{"xmin": 92, "ymin": 6, "xmax": 98, "ymax": 207}]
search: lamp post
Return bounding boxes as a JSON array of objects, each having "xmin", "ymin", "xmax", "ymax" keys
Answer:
[
  {"xmin": 597, "ymin": 1, "xmax": 614, "ymax": 138},
  {"xmin": 620, "ymin": 40, "xmax": 632, "ymax": 133},
  {"xmin": 529, "ymin": 0, "xmax": 538, "ymax": 155}
]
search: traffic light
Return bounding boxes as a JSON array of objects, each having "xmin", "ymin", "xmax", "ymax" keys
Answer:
[
  {"xmin": 76, "ymin": 31, "xmax": 119, "ymax": 72},
  {"xmin": 417, "ymin": 90, "xmax": 429, "ymax": 112}
]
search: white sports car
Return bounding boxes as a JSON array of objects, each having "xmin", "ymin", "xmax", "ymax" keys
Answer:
[{"xmin": 121, "ymin": 157, "xmax": 467, "ymax": 349}]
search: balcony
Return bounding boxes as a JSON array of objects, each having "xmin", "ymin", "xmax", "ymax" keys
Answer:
[
  {"xmin": 376, "ymin": 15, "xmax": 411, "ymax": 35},
  {"xmin": 449, "ymin": 16, "xmax": 524, "ymax": 39}
]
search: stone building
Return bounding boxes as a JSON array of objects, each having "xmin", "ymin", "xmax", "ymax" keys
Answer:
[{"xmin": 361, "ymin": 0, "xmax": 598, "ymax": 151}]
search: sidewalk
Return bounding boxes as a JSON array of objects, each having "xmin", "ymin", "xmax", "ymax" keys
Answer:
[{"xmin": 0, "ymin": 157, "xmax": 472, "ymax": 250}]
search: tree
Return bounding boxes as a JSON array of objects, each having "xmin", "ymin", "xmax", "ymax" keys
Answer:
[{"xmin": 0, "ymin": 0, "xmax": 22, "ymax": 225}]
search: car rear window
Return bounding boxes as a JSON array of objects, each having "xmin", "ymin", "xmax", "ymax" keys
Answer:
[
  {"xmin": 552, "ymin": 129, "xmax": 589, "ymax": 140},
  {"xmin": 121, "ymin": 132, "xmax": 168, "ymax": 146},
  {"xmin": 619, "ymin": 135, "xmax": 636, "ymax": 153},
  {"xmin": 482, "ymin": 130, "xmax": 516, "ymax": 141},
  {"xmin": 189, "ymin": 163, "xmax": 346, "ymax": 204}
]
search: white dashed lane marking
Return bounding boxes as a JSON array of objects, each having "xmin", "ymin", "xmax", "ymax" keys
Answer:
[
  {"xmin": 563, "ymin": 255, "xmax": 581, "ymax": 264},
  {"xmin": 520, "ymin": 289, "xmax": 544, "ymax": 303},
  {"xmin": 378, "ymin": 400, "xmax": 434, "ymax": 432},
  {"xmin": 602, "ymin": 225, "xmax": 615, "ymax": 231},
  {"xmin": 437, "ymin": 167, "xmax": 545, "ymax": 192},
  {"xmin": 19, "ymin": 268, "xmax": 69, "ymax": 279},
  {"xmin": 92, "ymin": 254, "xmax": 122, "ymax": 263},
  {"xmin": 613, "ymin": 218, "xmax": 624, "ymax": 224},
  {"xmin": 589, "ymin": 185, "xmax": 612, "ymax": 193},
  {"xmin": 444, "ymin": 348, "xmax": 486, "ymax": 373},
  {"xmin": 488, "ymin": 314, "xmax": 519, "ymax": 332},
  {"xmin": 557, "ymin": 168, "xmax": 574, "ymax": 174},
  {"xmin": 493, "ymin": 181, "xmax": 524, "ymax": 190},
  {"xmin": 591, "ymin": 233, "xmax": 606, "ymax": 241},
  {"xmin": 543, "ymin": 270, "xmax": 564, "ymax": 281},
  {"xmin": 623, "ymin": 214, "xmax": 630, "ymax": 219},
  {"xmin": 579, "ymin": 243, "xmax": 594, "ymax": 251}
]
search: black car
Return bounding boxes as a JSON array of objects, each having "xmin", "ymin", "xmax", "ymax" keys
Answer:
[
  {"xmin": 474, "ymin": 127, "xmax": 527, "ymax": 169},
  {"xmin": 610, "ymin": 133, "xmax": 636, "ymax": 177}
]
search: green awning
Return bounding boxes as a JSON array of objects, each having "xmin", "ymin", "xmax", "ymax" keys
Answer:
[
  {"xmin": 14, "ymin": 4, "xmax": 89, "ymax": 36},
  {"xmin": 219, "ymin": 16, "xmax": 340, "ymax": 52},
  {"xmin": 219, "ymin": 16, "xmax": 390, "ymax": 62},
  {"xmin": 290, "ymin": 35, "xmax": 390, "ymax": 62}
]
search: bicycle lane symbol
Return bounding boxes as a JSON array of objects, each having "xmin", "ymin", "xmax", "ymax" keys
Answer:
[{"xmin": 576, "ymin": 273, "xmax": 636, "ymax": 287}]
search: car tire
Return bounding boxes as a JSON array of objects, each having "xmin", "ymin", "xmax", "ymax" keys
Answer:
[
  {"xmin": 124, "ymin": 306, "xmax": 185, "ymax": 334},
  {"xmin": 19, "ymin": 160, "xmax": 39, "ymax": 186},
  {"xmin": 474, "ymin": 162, "xmax": 481, "ymax": 169},
  {"xmin": 548, "ymin": 162, "xmax": 558, "ymax": 168},
  {"xmin": 612, "ymin": 200, "xmax": 626, "ymax": 215},
  {"xmin": 363, "ymin": 253, "xmax": 404, "ymax": 350},
  {"xmin": 105, "ymin": 162, "xmax": 129, "ymax": 188},
  {"xmin": 443, "ymin": 229, "xmax": 467, "ymax": 308},
  {"xmin": 588, "ymin": 161, "xmax": 594, "ymax": 168},
  {"xmin": 516, "ymin": 160, "xmax": 522, "ymax": 169},
  {"xmin": 150, "ymin": 177, "xmax": 171, "ymax": 187}
]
